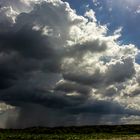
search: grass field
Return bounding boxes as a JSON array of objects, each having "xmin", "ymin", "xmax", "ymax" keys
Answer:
[{"xmin": 0, "ymin": 125, "xmax": 140, "ymax": 140}]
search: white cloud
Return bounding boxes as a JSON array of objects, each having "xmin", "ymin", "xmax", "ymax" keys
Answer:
[
  {"xmin": 84, "ymin": 9, "xmax": 97, "ymax": 22},
  {"xmin": 0, "ymin": 102, "xmax": 15, "ymax": 113},
  {"xmin": 121, "ymin": 115, "xmax": 140, "ymax": 124},
  {"xmin": 0, "ymin": 6, "xmax": 18, "ymax": 23},
  {"xmin": 135, "ymin": 5, "xmax": 140, "ymax": 14},
  {"xmin": 92, "ymin": 0, "xmax": 100, "ymax": 7}
]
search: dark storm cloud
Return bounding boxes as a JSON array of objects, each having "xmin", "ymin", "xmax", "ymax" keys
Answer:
[
  {"xmin": 0, "ymin": 7, "xmax": 65, "ymax": 90},
  {"xmin": 67, "ymin": 100, "xmax": 140, "ymax": 116},
  {"xmin": 63, "ymin": 72, "xmax": 102, "ymax": 87},
  {"xmin": 5, "ymin": 103, "xmax": 80, "ymax": 128},
  {"xmin": 0, "ymin": 0, "xmax": 77, "ymax": 114},
  {"xmin": 0, "ymin": 28, "xmax": 54, "ymax": 59},
  {"xmin": 1, "ymin": 87, "xmax": 87, "ymax": 109},
  {"xmin": 55, "ymin": 80, "xmax": 91, "ymax": 95},
  {"xmin": 5, "ymin": 99, "xmax": 140, "ymax": 128},
  {"xmin": 0, "ymin": 28, "xmax": 61, "ymax": 89}
]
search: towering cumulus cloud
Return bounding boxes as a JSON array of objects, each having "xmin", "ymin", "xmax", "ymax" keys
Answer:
[{"xmin": 0, "ymin": 0, "xmax": 140, "ymax": 128}]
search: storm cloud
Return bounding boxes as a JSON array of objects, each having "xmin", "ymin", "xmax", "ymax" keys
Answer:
[{"xmin": 0, "ymin": 0, "xmax": 140, "ymax": 128}]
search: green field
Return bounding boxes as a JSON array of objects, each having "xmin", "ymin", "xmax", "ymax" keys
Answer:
[{"xmin": 0, "ymin": 125, "xmax": 140, "ymax": 140}]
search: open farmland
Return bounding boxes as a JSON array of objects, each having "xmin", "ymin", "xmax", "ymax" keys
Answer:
[{"xmin": 0, "ymin": 125, "xmax": 140, "ymax": 140}]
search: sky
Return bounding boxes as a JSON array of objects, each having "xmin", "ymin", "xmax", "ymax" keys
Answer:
[
  {"xmin": 0, "ymin": 0, "xmax": 140, "ymax": 128},
  {"xmin": 63, "ymin": 0, "xmax": 140, "ymax": 47}
]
